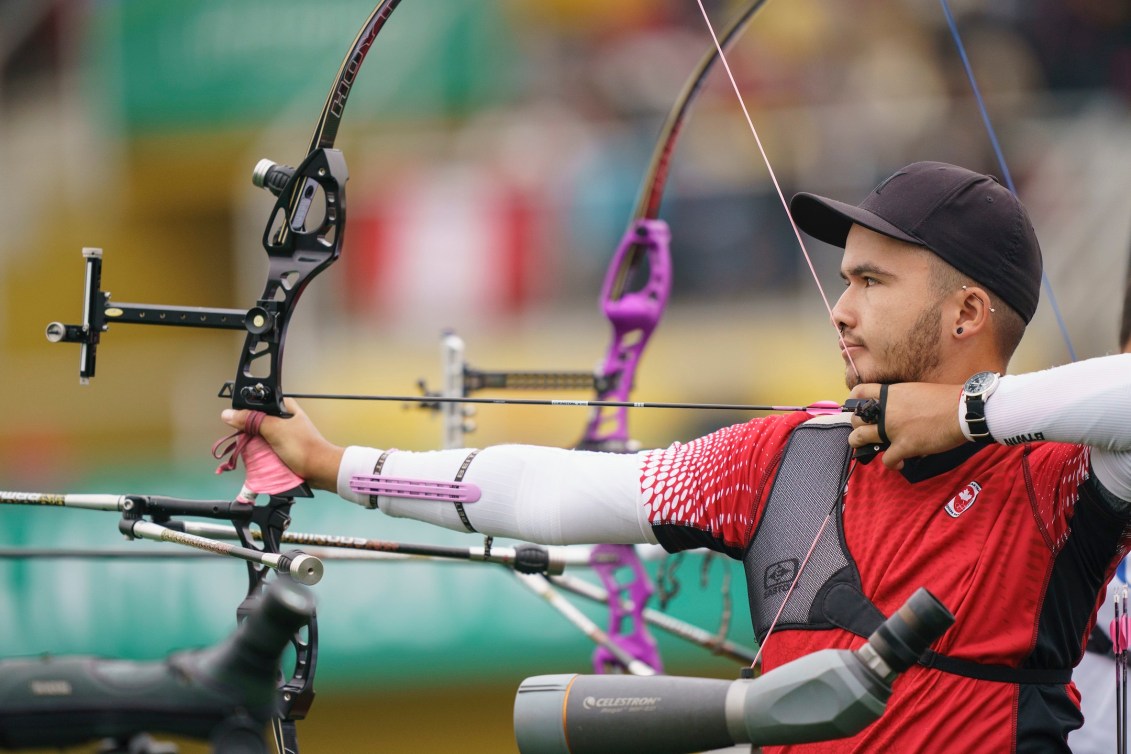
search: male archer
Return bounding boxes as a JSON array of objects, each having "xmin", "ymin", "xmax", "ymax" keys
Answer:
[{"xmin": 223, "ymin": 162, "xmax": 1131, "ymax": 752}]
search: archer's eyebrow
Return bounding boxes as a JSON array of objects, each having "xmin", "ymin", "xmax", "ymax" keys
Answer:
[{"xmin": 840, "ymin": 262, "xmax": 895, "ymax": 282}]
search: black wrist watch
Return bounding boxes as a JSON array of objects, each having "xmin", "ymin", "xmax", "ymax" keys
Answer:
[{"xmin": 961, "ymin": 371, "xmax": 1000, "ymax": 443}]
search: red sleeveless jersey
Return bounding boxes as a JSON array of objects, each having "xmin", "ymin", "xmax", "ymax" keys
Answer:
[{"xmin": 641, "ymin": 413, "xmax": 1131, "ymax": 753}]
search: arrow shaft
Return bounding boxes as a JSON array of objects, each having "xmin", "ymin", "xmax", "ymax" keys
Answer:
[{"xmin": 285, "ymin": 391, "xmax": 840, "ymax": 413}]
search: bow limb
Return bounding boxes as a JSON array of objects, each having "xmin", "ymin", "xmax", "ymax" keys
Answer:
[
  {"xmin": 42, "ymin": 3, "xmax": 409, "ymax": 749},
  {"xmin": 581, "ymin": 0, "xmax": 773, "ymax": 675},
  {"xmin": 216, "ymin": 5, "xmax": 409, "ymax": 743},
  {"xmin": 582, "ymin": 0, "xmax": 774, "ymax": 451},
  {"xmin": 632, "ymin": 0, "xmax": 773, "ymax": 222},
  {"xmin": 307, "ymin": 1, "xmax": 402, "ymax": 155}
]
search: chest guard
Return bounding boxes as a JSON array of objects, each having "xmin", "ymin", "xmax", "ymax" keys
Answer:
[
  {"xmin": 744, "ymin": 416, "xmax": 883, "ymax": 643},
  {"xmin": 743, "ymin": 415, "xmax": 1072, "ymax": 685}
]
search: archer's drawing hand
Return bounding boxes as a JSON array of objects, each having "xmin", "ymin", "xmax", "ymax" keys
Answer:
[
  {"xmin": 221, "ymin": 399, "xmax": 344, "ymax": 492},
  {"xmin": 847, "ymin": 382, "xmax": 967, "ymax": 470}
]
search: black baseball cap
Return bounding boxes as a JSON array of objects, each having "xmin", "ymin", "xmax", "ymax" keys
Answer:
[{"xmin": 790, "ymin": 161, "xmax": 1043, "ymax": 323}]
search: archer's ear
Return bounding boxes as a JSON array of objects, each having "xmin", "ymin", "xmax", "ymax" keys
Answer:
[{"xmin": 952, "ymin": 285, "xmax": 994, "ymax": 338}]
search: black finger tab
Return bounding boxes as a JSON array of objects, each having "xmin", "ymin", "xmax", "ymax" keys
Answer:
[{"xmin": 849, "ymin": 398, "xmax": 881, "ymax": 425}]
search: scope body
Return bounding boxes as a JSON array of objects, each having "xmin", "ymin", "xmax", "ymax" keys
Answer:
[
  {"xmin": 514, "ymin": 587, "xmax": 955, "ymax": 753},
  {"xmin": 0, "ymin": 581, "xmax": 314, "ymax": 751}
]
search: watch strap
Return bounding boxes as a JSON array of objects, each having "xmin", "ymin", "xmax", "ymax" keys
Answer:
[
  {"xmin": 964, "ymin": 395, "xmax": 995, "ymax": 443},
  {"xmin": 960, "ymin": 373, "xmax": 998, "ymax": 443}
]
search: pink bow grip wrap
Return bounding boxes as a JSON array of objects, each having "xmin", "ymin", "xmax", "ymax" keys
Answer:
[{"xmin": 212, "ymin": 411, "xmax": 306, "ymax": 504}]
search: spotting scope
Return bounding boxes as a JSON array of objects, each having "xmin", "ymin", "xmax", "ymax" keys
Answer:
[
  {"xmin": 0, "ymin": 580, "xmax": 315, "ymax": 753},
  {"xmin": 514, "ymin": 586, "xmax": 954, "ymax": 753}
]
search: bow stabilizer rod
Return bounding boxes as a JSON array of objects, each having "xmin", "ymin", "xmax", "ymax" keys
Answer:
[
  {"xmin": 174, "ymin": 520, "xmax": 568, "ymax": 576},
  {"xmin": 0, "ymin": 491, "xmax": 321, "ymax": 584},
  {"xmin": 0, "ymin": 491, "xmax": 129, "ymax": 511},
  {"xmin": 119, "ymin": 519, "xmax": 323, "ymax": 586}
]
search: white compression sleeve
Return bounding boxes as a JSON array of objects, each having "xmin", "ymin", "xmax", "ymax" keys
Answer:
[
  {"xmin": 986, "ymin": 353, "xmax": 1131, "ymax": 502},
  {"xmin": 337, "ymin": 445, "xmax": 658, "ymax": 545}
]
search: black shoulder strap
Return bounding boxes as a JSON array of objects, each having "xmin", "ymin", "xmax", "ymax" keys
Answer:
[{"xmin": 919, "ymin": 651, "xmax": 1073, "ymax": 685}]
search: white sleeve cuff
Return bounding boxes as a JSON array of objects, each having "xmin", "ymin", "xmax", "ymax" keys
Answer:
[
  {"xmin": 982, "ymin": 353, "xmax": 1131, "ymax": 503},
  {"xmin": 337, "ymin": 445, "xmax": 387, "ymax": 506},
  {"xmin": 985, "ymin": 354, "xmax": 1131, "ymax": 451}
]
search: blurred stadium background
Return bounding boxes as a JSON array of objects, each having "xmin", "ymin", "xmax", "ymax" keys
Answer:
[{"xmin": 1, "ymin": 0, "xmax": 1129, "ymax": 751}]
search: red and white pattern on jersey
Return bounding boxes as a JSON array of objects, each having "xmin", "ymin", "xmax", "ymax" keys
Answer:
[
  {"xmin": 1027, "ymin": 443, "xmax": 1091, "ymax": 550},
  {"xmin": 639, "ymin": 414, "xmax": 805, "ymax": 549}
]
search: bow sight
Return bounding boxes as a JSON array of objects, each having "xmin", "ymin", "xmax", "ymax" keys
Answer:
[{"xmin": 45, "ymin": 147, "xmax": 348, "ymax": 419}]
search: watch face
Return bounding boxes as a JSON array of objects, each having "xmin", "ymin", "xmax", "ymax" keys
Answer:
[{"xmin": 966, "ymin": 371, "xmax": 996, "ymax": 394}]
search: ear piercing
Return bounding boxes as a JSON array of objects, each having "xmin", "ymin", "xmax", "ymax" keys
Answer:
[{"xmin": 961, "ymin": 286, "xmax": 995, "ymax": 313}]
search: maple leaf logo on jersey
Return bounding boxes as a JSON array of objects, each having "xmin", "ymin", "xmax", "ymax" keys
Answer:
[{"xmin": 944, "ymin": 481, "xmax": 982, "ymax": 518}]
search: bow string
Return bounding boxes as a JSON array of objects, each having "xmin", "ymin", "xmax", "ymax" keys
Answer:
[
  {"xmin": 938, "ymin": 0, "xmax": 1077, "ymax": 362},
  {"xmin": 691, "ymin": 0, "xmax": 1082, "ymax": 668},
  {"xmin": 577, "ymin": 0, "xmax": 773, "ymax": 675}
]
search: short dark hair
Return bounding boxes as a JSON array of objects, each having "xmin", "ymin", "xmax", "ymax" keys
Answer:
[{"xmin": 930, "ymin": 258, "xmax": 1025, "ymax": 361}]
